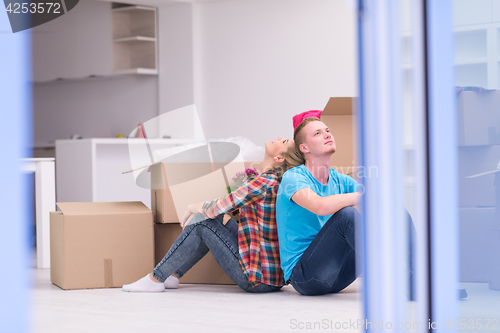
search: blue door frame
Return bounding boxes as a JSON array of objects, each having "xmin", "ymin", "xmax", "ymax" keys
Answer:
[
  {"xmin": 357, "ymin": 0, "xmax": 458, "ymax": 331},
  {"xmin": 0, "ymin": 9, "xmax": 33, "ymax": 333}
]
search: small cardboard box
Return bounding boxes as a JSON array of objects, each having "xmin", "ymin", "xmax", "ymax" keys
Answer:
[
  {"xmin": 321, "ymin": 97, "xmax": 358, "ymax": 176},
  {"xmin": 154, "ymin": 223, "xmax": 235, "ymax": 284},
  {"xmin": 457, "ymin": 91, "xmax": 500, "ymax": 146},
  {"xmin": 50, "ymin": 202, "xmax": 154, "ymax": 290}
]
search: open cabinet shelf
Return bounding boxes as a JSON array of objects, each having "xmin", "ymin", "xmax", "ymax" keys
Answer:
[{"xmin": 112, "ymin": 4, "xmax": 157, "ymax": 74}]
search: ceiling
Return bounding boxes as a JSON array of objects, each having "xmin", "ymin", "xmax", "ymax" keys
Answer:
[{"xmin": 94, "ymin": 0, "xmax": 224, "ymax": 6}]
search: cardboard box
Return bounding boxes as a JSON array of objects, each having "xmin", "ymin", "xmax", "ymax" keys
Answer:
[
  {"xmin": 154, "ymin": 223, "xmax": 235, "ymax": 284},
  {"xmin": 457, "ymin": 91, "xmax": 500, "ymax": 146},
  {"xmin": 321, "ymin": 97, "xmax": 358, "ymax": 176},
  {"xmin": 150, "ymin": 153, "xmax": 260, "ymax": 224},
  {"xmin": 50, "ymin": 202, "xmax": 154, "ymax": 290}
]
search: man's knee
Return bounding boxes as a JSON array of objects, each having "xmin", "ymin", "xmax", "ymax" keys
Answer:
[
  {"xmin": 338, "ymin": 206, "xmax": 358, "ymax": 221},
  {"xmin": 292, "ymin": 278, "xmax": 333, "ymax": 296}
]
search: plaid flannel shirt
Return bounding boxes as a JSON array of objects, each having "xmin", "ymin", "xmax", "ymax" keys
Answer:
[{"xmin": 201, "ymin": 170, "xmax": 284, "ymax": 287}]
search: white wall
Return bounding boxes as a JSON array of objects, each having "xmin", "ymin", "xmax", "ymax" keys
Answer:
[
  {"xmin": 33, "ymin": 76, "xmax": 158, "ymax": 145},
  {"xmin": 157, "ymin": 3, "xmax": 198, "ymax": 140},
  {"xmin": 32, "ymin": 0, "xmax": 357, "ymax": 147},
  {"xmin": 192, "ymin": 0, "xmax": 357, "ymax": 147}
]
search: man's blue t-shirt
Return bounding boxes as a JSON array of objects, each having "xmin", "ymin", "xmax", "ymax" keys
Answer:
[{"xmin": 276, "ymin": 164, "xmax": 360, "ymax": 282}]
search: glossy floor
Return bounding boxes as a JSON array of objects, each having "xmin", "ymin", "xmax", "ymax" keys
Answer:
[
  {"xmin": 32, "ymin": 268, "xmax": 362, "ymax": 333},
  {"xmin": 31, "ymin": 268, "xmax": 500, "ymax": 333}
]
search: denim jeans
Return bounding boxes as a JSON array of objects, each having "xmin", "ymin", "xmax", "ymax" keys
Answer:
[
  {"xmin": 152, "ymin": 214, "xmax": 281, "ymax": 293},
  {"xmin": 290, "ymin": 206, "xmax": 416, "ymax": 296}
]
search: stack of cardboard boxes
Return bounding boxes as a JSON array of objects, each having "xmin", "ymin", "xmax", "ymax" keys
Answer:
[{"xmin": 149, "ymin": 159, "xmax": 240, "ymax": 285}]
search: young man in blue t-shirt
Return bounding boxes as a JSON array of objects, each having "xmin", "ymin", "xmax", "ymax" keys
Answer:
[
  {"xmin": 277, "ymin": 117, "xmax": 362, "ymax": 295},
  {"xmin": 277, "ymin": 115, "xmax": 467, "ymax": 300}
]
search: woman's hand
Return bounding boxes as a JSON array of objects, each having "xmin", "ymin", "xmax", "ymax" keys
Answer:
[
  {"xmin": 180, "ymin": 209, "xmax": 194, "ymax": 230},
  {"xmin": 187, "ymin": 202, "xmax": 204, "ymax": 215},
  {"xmin": 180, "ymin": 202, "xmax": 205, "ymax": 229},
  {"xmin": 222, "ymin": 213, "xmax": 232, "ymax": 225}
]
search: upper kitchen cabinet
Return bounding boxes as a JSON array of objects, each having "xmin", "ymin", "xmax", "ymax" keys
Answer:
[
  {"xmin": 112, "ymin": 5, "xmax": 158, "ymax": 75},
  {"xmin": 31, "ymin": 1, "xmax": 158, "ymax": 82},
  {"xmin": 31, "ymin": 0, "xmax": 113, "ymax": 82}
]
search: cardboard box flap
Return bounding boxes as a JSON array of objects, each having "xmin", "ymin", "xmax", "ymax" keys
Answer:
[
  {"xmin": 56, "ymin": 202, "xmax": 150, "ymax": 216},
  {"xmin": 323, "ymin": 97, "xmax": 356, "ymax": 116}
]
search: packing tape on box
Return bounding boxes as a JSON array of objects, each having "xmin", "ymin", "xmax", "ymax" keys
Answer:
[{"xmin": 104, "ymin": 259, "xmax": 113, "ymax": 287}]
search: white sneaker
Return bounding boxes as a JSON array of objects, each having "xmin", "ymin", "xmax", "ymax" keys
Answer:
[
  {"xmin": 164, "ymin": 275, "xmax": 179, "ymax": 289},
  {"xmin": 122, "ymin": 274, "xmax": 165, "ymax": 292}
]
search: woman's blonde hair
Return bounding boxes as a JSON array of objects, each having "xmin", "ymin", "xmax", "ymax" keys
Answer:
[
  {"xmin": 275, "ymin": 116, "xmax": 321, "ymax": 179},
  {"xmin": 274, "ymin": 147, "xmax": 303, "ymax": 180}
]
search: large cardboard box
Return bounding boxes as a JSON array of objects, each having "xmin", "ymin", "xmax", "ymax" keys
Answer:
[
  {"xmin": 154, "ymin": 223, "xmax": 235, "ymax": 284},
  {"xmin": 321, "ymin": 97, "xmax": 358, "ymax": 176},
  {"xmin": 150, "ymin": 156, "xmax": 260, "ymax": 224},
  {"xmin": 50, "ymin": 202, "xmax": 154, "ymax": 290},
  {"xmin": 457, "ymin": 91, "xmax": 500, "ymax": 146}
]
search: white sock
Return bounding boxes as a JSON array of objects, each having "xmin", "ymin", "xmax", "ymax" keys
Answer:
[
  {"xmin": 164, "ymin": 275, "xmax": 179, "ymax": 289},
  {"xmin": 122, "ymin": 274, "xmax": 165, "ymax": 292}
]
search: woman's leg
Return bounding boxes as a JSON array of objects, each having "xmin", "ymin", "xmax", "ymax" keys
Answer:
[
  {"xmin": 152, "ymin": 215, "xmax": 278, "ymax": 293},
  {"xmin": 290, "ymin": 206, "xmax": 359, "ymax": 296},
  {"xmin": 152, "ymin": 215, "xmax": 226, "ymax": 282},
  {"xmin": 171, "ymin": 214, "xmax": 235, "ymax": 278},
  {"xmin": 123, "ymin": 216, "xmax": 223, "ymax": 292}
]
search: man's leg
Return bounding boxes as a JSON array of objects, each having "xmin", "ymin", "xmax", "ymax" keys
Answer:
[{"xmin": 290, "ymin": 206, "xmax": 360, "ymax": 295}]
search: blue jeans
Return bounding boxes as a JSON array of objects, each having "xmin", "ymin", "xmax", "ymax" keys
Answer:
[
  {"xmin": 290, "ymin": 206, "xmax": 359, "ymax": 295},
  {"xmin": 152, "ymin": 214, "xmax": 281, "ymax": 293},
  {"xmin": 290, "ymin": 206, "xmax": 416, "ymax": 296}
]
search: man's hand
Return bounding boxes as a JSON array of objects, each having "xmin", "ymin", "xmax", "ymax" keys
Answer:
[{"xmin": 351, "ymin": 192, "xmax": 361, "ymax": 206}]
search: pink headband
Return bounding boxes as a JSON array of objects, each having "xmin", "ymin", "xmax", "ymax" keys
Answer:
[{"xmin": 292, "ymin": 110, "xmax": 323, "ymax": 130}]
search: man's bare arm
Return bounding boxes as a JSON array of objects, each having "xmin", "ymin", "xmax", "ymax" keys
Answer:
[{"xmin": 291, "ymin": 188, "xmax": 360, "ymax": 216}]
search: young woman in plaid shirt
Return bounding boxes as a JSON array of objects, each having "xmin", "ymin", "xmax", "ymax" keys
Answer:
[{"xmin": 123, "ymin": 136, "xmax": 295, "ymax": 293}]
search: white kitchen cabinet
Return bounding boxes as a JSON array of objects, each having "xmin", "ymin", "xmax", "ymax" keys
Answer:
[
  {"xmin": 55, "ymin": 138, "xmax": 194, "ymax": 208},
  {"xmin": 31, "ymin": 1, "xmax": 158, "ymax": 82},
  {"xmin": 31, "ymin": 0, "xmax": 113, "ymax": 82}
]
